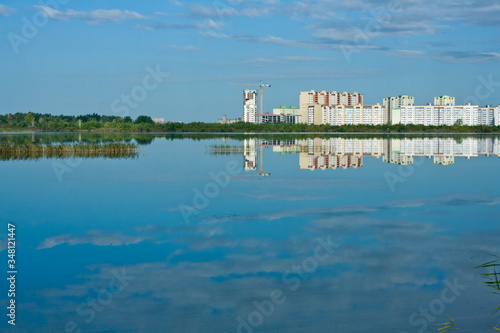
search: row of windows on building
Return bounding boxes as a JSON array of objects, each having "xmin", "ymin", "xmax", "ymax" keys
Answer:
[
  {"xmin": 305, "ymin": 105, "xmax": 385, "ymax": 125},
  {"xmin": 241, "ymin": 90, "xmax": 499, "ymax": 126},
  {"xmin": 394, "ymin": 105, "xmax": 499, "ymax": 126}
]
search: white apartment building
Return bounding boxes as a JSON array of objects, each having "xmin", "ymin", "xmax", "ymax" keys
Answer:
[
  {"xmin": 320, "ymin": 104, "xmax": 385, "ymax": 126},
  {"xmin": 494, "ymin": 107, "xmax": 500, "ymax": 126},
  {"xmin": 478, "ymin": 106, "xmax": 499, "ymax": 126},
  {"xmin": 383, "ymin": 95, "xmax": 414, "ymax": 123},
  {"xmin": 391, "ymin": 104, "xmax": 500, "ymax": 126},
  {"xmin": 385, "ymin": 137, "xmax": 500, "ymax": 165},
  {"xmin": 389, "ymin": 95, "xmax": 500, "ymax": 126},
  {"xmin": 434, "ymin": 95, "xmax": 455, "ymax": 106},
  {"xmin": 217, "ymin": 115, "xmax": 241, "ymax": 124},
  {"xmin": 151, "ymin": 118, "xmax": 165, "ymax": 124},
  {"xmin": 383, "ymin": 95, "xmax": 414, "ymax": 108},
  {"xmin": 243, "ymin": 89, "xmax": 257, "ymax": 123}
]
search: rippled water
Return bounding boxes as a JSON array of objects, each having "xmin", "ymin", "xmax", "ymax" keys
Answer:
[{"xmin": 1, "ymin": 133, "xmax": 499, "ymax": 332}]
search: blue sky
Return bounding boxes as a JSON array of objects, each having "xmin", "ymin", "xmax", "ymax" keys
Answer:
[{"xmin": 1, "ymin": 0, "xmax": 500, "ymax": 122}]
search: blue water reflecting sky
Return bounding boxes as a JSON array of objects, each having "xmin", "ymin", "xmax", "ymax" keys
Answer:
[{"xmin": 1, "ymin": 134, "xmax": 499, "ymax": 332}]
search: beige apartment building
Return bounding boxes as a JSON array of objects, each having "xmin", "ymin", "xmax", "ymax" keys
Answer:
[
  {"xmin": 299, "ymin": 90, "xmax": 385, "ymax": 125},
  {"xmin": 298, "ymin": 137, "xmax": 384, "ymax": 170}
]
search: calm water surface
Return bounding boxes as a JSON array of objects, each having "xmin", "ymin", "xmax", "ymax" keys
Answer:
[{"xmin": 1, "ymin": 133, "xmax": 499, "ymax": 332}]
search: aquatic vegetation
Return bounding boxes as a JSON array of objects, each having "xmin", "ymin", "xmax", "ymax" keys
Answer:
[
  {"xmin": 0, "ymin": 142, "xmax": 139, "ymax": 160},
  {"xmin": 436, "ymin": 255, "xmax": 500, "ymax": 332},
  {"xmin": 207, "ymin": 144, "xmax": 245, "ymax": 155},
  {"xmin": 436, "ymin": 315, "xmax": 462, "ymax": 333},
  {"xmin": 476, "ymin": 254, "xmax": 500, "ymax": 319}
]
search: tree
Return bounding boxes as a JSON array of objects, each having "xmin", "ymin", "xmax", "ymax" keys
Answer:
[
  {"xmin": 124, "ymin": 116, "xmax": 133, "ymax": 123},
  {"xmin": 454, "ymin": 119, "xmax": 463, "ymax": 126},
  {"xmin": 134, "ymin": 115, "xmax": 154, "ymax": 124},
  {"xmin": 24, "ymin": 113, "xmax": 35, "ymax": 127}
]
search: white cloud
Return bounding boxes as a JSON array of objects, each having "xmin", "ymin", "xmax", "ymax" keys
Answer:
[
  {"xmin": 136, "ymin": 19, "xmax": 223, "ymax": 31},
  {"xmin": 169, "ymin": 0, "xmax": 184, "ymax": 6},
  {"xmin": 189, "ymin": 3, "xmax": 270, "ymax": 18},
  {"xmin": 200, "ymin": 31, "xmax": 230, "ymax": 39},
  {"xmin": 167, "ymin": 45, "xmax": 201, "ymax": 51},
  {"xmin": 190, "ymin": 4, "xmax": 238, "ymax": 18},
  {"xmin": 311, "ymin": 20, "xmax": 443, "ymax": 42},
  {"xmin": 388, "ymin": 49, "xmax": 428, "ymax": 58},
  {"xmin": 37, "ymin": 230, "xmax": 148, "ymax": 249},
  {"xmin": 31, "ymin": 221, "xmax": 500, "ymax": 332},
  {"xmin": 34, "ymin": 6, "xmax": 148, "ymax": 24},
  {"xmin": 135, "ymin": 24, "xmax": 155, "ymax": 31},
  {"xmin": 203, "ymin": 32, "xmax": 381, "ymax": 51},
  {"xmin": 388, "ymin": 49, "xmax": 500, "ymax": 64},
  {"xmin": 132, "ymin": 0, "xmax": 499, "ymax": 64},
  {"xmin": 441, "ymin": 1, "xmax": 500, "ymax": 26},
  {"xmin": 285, "ymin": 1, "xmax": 337, "ymax": 20},
  {"xmin": 239, "ymin": 7, "xmax": 271, "ymax": 17},
  {"xmin": 282, "ymin": 0, "xmax": 500, "ymax": 50},
  {"xmin": 438, "ymin": 51, "xmax": 500, "ymax": 63},
  {"xmin": 0, "ymin": 4, "xmax": 16, "ymax": 17},
  {"xmin": 196, "ymin": 18, "xmax": 223, "ymax": 30},
  {"xmin": 384, "ymin": 193, "xmax": 500, "ymax": 209}
]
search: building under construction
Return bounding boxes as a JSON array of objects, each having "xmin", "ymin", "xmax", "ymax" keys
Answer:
[{"xmin": 243, "ymin": 89, "xmax": 257, "ymax": 123}]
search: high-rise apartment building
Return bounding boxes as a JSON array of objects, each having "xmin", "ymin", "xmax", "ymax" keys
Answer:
[
  {"xmin": 478, "ymin": 105, "xmax": 499, "ymax": 126},
  {"xmin": 299, "ymin": 90, "xmax": 371, "ymax": 125},
  {"xmin": 383, "ymin": 95, "xmax": 414, "ymax": 123},
  {"xmin": 320, "ymin": 104, "xmax": 385, "ymax": 126},
  {"xmin": 300, "ymin": 90, "xmax": 363, "ymax": 109},
  {"xmin": 243, "ymin": 89, "xmax": 257, "ymax": 123},
  {"xmin": 434, "ymin": 95, "xmax": 455, "ymax": 106},
  {"xmin": 392, "ymin": 103, "xmax": 479, "ymax": 126},
  {"xmin": 243, "ymin": 138, "xmax": 257, "ymax": 171},
  {"xmin": 389, "ymin": 95, "xmax": 500, "ymax": 126}
]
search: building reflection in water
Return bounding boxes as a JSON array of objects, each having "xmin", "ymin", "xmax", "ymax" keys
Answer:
[
  {"xmin": 232, "ymin": 137, "xmax": 500, "ymax": 172},
  {"xmin": 243, "ymin": 139, "xmax": 257, "ymax": 171}
]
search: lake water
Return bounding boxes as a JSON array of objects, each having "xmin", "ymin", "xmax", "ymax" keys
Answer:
[{"xmin": 1, "ymin": 133, "xmax": 499, "ymax": 333}]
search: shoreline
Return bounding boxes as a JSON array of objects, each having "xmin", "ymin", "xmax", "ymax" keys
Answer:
[{"xmin": 2, "ymin": 130, "xmax": 500, "ymax": 136}]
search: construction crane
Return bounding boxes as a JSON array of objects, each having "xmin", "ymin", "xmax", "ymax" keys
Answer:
[
  {"xmin": 257, "ymin": 144, "xmax": 270, "ymax": 180},
  {"xmin": 230, "ymin": 145, "xmax": 270, "ymax": 180},
  {"xmin": 227, "ymin": 80, "xmax": 271, "ymax": 118}
]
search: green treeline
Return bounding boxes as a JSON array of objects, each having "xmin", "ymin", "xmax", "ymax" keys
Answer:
[{"xmin": 1, "ymin": 112, "xmax": 500, "ymax": 133}]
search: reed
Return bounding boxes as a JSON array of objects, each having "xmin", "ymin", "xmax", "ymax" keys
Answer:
[
  {"xmin": 0, "ymin": 142, "xmax": 139, "ymax": 160},
  {"xmin": 475, "ymin": 254, "xmax": 500, "ymax": 318},
  {"xmin": 436, "ymin": 315, "xmax": 462, "ymax": 333},
  {"xmin": 207, "ymin": 144, "xmax": 245, "ymax": 155},
  {"xmin": 436, "ymin": 254, "xmax": 500, "ymax": 332}
]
